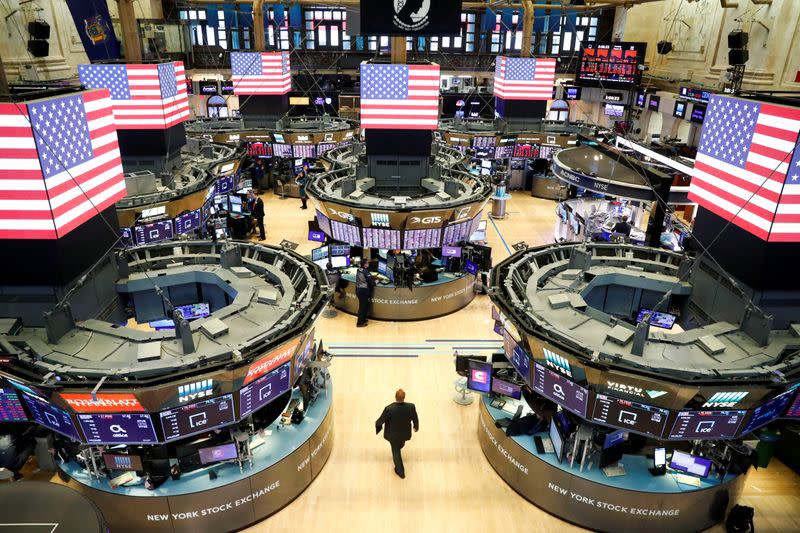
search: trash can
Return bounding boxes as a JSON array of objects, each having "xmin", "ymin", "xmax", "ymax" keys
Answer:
[
  {"xmin": 755, "ymin": 427, "xmax": 781, "ymax": 468},
  {"xmin": 491, "ymin": 195, "xmax": 507, "ymax": 219}
]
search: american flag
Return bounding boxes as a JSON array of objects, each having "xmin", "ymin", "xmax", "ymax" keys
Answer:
[
  {"xmin": 359, "ymin": 63, "xmax": 440, "ymax": 129},
  {"xmin": 78, "ymin": 61, "xmax": 189, "ymax": 129},
  {"xmin": 0, "ymin": 89, "xmax": 126, "ymax": 239},
  {"xmin": 493, "ymin": 56, "xmax": 556, "ymax": 100},
  {"xmin": 688, "ymin": 94, "xmax": 800, "ymax": 242},
  {"xmin": 231, "ymin": 52, "xmax": 291, "ymax": 95}
]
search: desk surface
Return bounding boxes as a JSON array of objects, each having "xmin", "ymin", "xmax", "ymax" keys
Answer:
[
  {"xmin": 63, "ymin": 387, "xmax": 332, "ymax": 497},
  {"xmin": 483, "ymin": 396, "xmax": 736, "ymax": 494}
]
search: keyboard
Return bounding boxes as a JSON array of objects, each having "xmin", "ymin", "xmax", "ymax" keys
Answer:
[{"xmin": 674, "ymin": 473, "xmax": 701, "ymax": 487}]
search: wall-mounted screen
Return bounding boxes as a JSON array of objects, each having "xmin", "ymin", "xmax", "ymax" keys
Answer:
[
  {"xmin": 20, "ymin": 391, "xmax": 82, "ymax": 441},
  {"xmin": 513, "ymin": 143, "xmax": 537, "ymax": 158},
  {"xmin": 289, "ymin": 96, "xmax": 310, "ymax": 106},
  {"xmin": 134, "ymin": 220, "xmax": 173, "ymax": 245},
  {"xmin": 494, "ymin": 145, "xmax": 514, "ymax": 159},
  {"xmin": 577, "ymin": 42, "xmax": 646, "ymax": 87},
  {"xmin": 330, "ymin": 220, "xmax": 362, "ymax": 246},
  {"xmin": 246, "ymin": 142, "xmax": 273, "ymax": 158},
  {"xmin": 239, "ymin": 363, "xmax": 291, "ymax": 418},
  {"xmin": 293, "ymin": 144, "xmax": 316, "ymax": 158},
  {"xmin": 403, "ymin": 228, "xmax": 441, "ymax": 249},
  {"xmin": 604, "ymin": 103, "xmax": 625, "ymax": 117},
  {"xmin": 533, "ymin": 362, "xmax": 588, "ymax": 417},
  {"xmin": 565, "ymin": 86, "xmax": 582, "ymax": 101},
  {"xmin": 679, "ymin": 87, "xmax": 712, "ymax": 104},
  {"xmin": 273, "ymin": 143, "xmax": 293, "ymax": 157},
  {"xmin": 668, "ymin": 410, "xmax": 746, "ymax": 440},
  {"xmin": 591, "ymin": 394, "xmax": 669, "ymax": 438},
  {"xmin": 77, "ymin": 413, "xmax": 159, "ymax": 445},
  {"xmin": 159, "ymin": 394, "xmax": 236, "ymax": 442},
  {"xmin": 198, "ymin": 81, "xmax": 217, "ymax": 94}
]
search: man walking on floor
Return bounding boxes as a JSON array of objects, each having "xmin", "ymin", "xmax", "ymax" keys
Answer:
[{"xmin": 375, "ymin": 389, "xmax": 419, "ymax": 479}]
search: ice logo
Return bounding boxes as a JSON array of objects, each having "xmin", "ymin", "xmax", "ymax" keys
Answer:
[{"xmin": 393, "ymin": 0, "xmax": 431, "ymax": 31}]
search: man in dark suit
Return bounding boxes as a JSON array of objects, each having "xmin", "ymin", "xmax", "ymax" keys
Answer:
[
  {"xmin": 375, "ymin": 389, "xmax": 419, "ymax": 479},
  {"xmin": 252, "ymin": 194, "xmax": 265, "ymax": 241},
  {"xmin": 612, "ymin": 215, "xmax": 632, "ymax": 237}
]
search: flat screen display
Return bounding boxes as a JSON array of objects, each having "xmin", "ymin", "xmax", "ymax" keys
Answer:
[
  {"xmin": 604, "ymin": 103, "xmax": 625, "ymax": 117},
  {"xmin": 293, "ymin": 144, "xmax": 316, "ymax": 158},
  {"xmin": 362, "ymin": 228, "xmax": 401, "ymax": 249},
  {"xmin": 467, "ymin": 360, "xmax": 492, "ymax": 393},
  {"xmin": 174, "ymin": 210, "xmax": 202, "ymax": 235},
  {"xmin": 159, "ymin": 394, "xmax": 236, "ymax": 442},
  {"xmin": 565, "ymin": 86, "xmax": 582, "ymax": 100},
  {"xmin": 513, "ymin": 143, "xmax": 537, "ymax": 158},
  {"xmin": 77, "ymin": 413, "xmax": 158, "ymax": 445},
  {"xmin": 784, "ymin": 389, "xmax": 800, "ymax": 419},
  {"xmin": 273, "ymin": 143, "xmax": 293, "ymax": 157},
  {"xmin": 174, "ymin": 302, "xmax": 210, "ymax": 320},
  {"xmin": 473, "ymin": 136, "xmax": 496, "ymax": 148},
  {"xmin": 494, "ymin": 145, "xmax": 513, "ymax": 159},
  {"xmin": 317, "ymin": 143, "xmax": 336, "ymax": 154},
  {"xmin": 741, "ymin": 389, "xmax": 796, "ymax": 434},
  {"xmin": 0, "ymin": 387, "xmax": 28, "ymax": 422},
  {"xmin": 239, "ymin": 362, "xmax": 291, "ymax": 418},
  {"xmin": 201, "ymin": 197, "xmax": 214, "ymax": 222},
  {"xmin": 309, "ymin": 230, "xmax": 326, "ymax": 242},
  {"xmin": 491, "ymin": 378, "xmax": 521, "ymax": 400},
  {"xmin": 668, "ymin": 410, "xmax": 746, "ymax": 440},
  {"xmin": 199, "ymin": 443, "xmax": 238, "ymax": 465},
  {"xmin": 442, "ymin": 246, "xmax": 462, "ymax": 258},
  {"xmin": 119, "ymin": 227, "xmax": 133, "ymax": 247},
  {"xmin": 463, "ymin": 260, "xmax": 479, "ymax": 275},
  {"xmin": 673, "ymin": 101, "xmax": 687, "ymax": 119},
  {"xmin": 316, "ymin": 210, "xmax": 332, "ymax": 236},
  {"xmin": 636, "ymin": 309, "xmax": 677, "ymax": 329},
  {"xmin": 577, "ymin": 42, "xmax": 646, "ymax": 87},
  {"xmin": 311, "ymin": 246, "xmax": 328, "ymax": 262},
  {"xmin": 475, "ymin": 146, "xmax": 494, "ymax": 158},
  {"xmin": 550, "ymin": 417, "xmax": 564, "ymax": 462},
  {"xmin": 690, "ymin": 104, "xmax": 706, "ymax": 124},
  {"xmin": 669, "ymin": 450, "xmax": 712, "ymax": 478},
  {"xmin": 504, "ymin": 333, "xmax": 530, "ymax": 383},
  {"xmin": 289, "ymin": 96, "xmax": 309, "ymax": 106},
  {"xmin": 442, "ymin": 219, "xmax": 472, "ymax": 245},
  {"xmin": 533, "ymin": 362, "xmax": 589, "ymax": 417},
  {"xmin": 330, "ymin": 220, "xmax": 362, "ymax": 246},
  {"xmin": 20, "ymin": 391, "xmax": 82, "ymax": 441},
  {"xmin": 103, "ymin": 453, "xmax": 143, "ymax": 472},
  {"xmin": 330, "ymin": 255, "xmax": 350, "ymax": 268},
  {"xmin": 679, "ymin": 87, "xmax": 712, "ymax": 103},
  {"xmin": 403, "ymin": 228, "xmax": 441, "ymax": 249},
  {"xmin": 592, "ymin": 394, "xmax": 669, "ymax": 438},
  {"xmin": 648, "ymin": 95, "xmax": 661, "ymax": 112},
  {"xmin": 215, "ymin": 175, "xmax": 235, "ymax": 195},
  {"xmin": 635, "ymin": 91, "xmax": 646, "ymax": 107},
  {"xmin": 603, "ymin": 429, "xmax": 628, "ymax": 449},
  {"xmin": 134, "ymin": 220, "xmax": 173, "ymax": 245},
  {"xmin": 330, "ymin": 244, "xmax": 350, "ymax": 256},
  {"xmin": 246, "ymin": 142, "xmax": 273, "ymax": 158}
]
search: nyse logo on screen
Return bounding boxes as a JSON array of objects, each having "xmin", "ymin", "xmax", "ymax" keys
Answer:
[
  {"xmin": 702, "ymin": 391, "xmax": 748, "ymax": 408},
  {"xmin": 177, "ymin": 379, "xmax": 213, "ymax": 403}
]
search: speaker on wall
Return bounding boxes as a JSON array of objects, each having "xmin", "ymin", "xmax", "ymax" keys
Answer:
[
  {"xmin": 728, "ymin": 30, "xmax": 748, "ymax": 49},
  {"xmin": 728, "ymin": 49, "xmax": 749, "ymax": 65},
  {"xmin": 28, "ymin": 21, "xmax": 50, "ymax": 40},
  {"xmin": 657, "ymin": 40, "xmax": 673, "ymax": 55},
  {"xmin": 27, "ymin": 39, "xmax": 49, "ymax": 57}
]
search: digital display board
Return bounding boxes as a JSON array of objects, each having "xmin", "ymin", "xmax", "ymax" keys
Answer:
[
  {"xmin": 119, "ymin": 227, "xmax": 134, "ymax": 247},
  {"xmin": 134, "ymin": 220, "xmax": 173, "ymax": 245},
  {"xmin": 679, "ymin": 87, "xmax": 712, "ymax": 103},
  {"xmin": 565, "ymin": 86, "xmax": 582, "ymax": 100},
  {"xmin": 362, "ymin": 228, "xmax": 401, "ymax": 249},
  {"xmin": 494, "ymin": 145, "xmax": 513, "ymax": 159},
  {"xmin": 604, "ymin": 103, "xmax": 625, "ymax": 117},
  {"xmin": 159, "ymin": 394, "xmax": 236, "ymax": 441},
  {"xmin": 785, "ymin": 389, "xmax": 800, "ymax": 419},
  {"xmin": 403, "ymin": 228, "xmax": 441, "ymax": 249},
  {"xmin": 77, "ymin": 413, "xmax": 159, "ymax": 445},
  {"xmin": 246, "ymin": 142, "xmax": 273, "ymax": 158},
  {"xmin": 504, "ymin": 334, "xmax": 530, "ymax": 384},
  {"xmin": 690, "ymin": 104, "xmax": 706, "ymax": 124},
  {"xmin": 0, "ymin": 387, "xmax": 27, "ymax": 422},
  {"xmin": 472, "ymin": 136, "xmax": 496, "ymax": 149},
  {"xmin": 635, "ymin": 91, "xmax": 646, "ymax": 107},
  {"xmin": 475, "ymin": 146, "xmax": 494, "ymax": 158},
  {"xmin": 741, "ymin": 389, "xmax": 796, "ymax": 434},
  {"xmin": 292, "ymin": 144, "xmax": 316, "ymax": 159},
  {"xmin": 215, "ymin": 175, "xmax": 235, "ymax": 195},
  {"xmin": 591, "ymin": 394, "xmax": 669, "ymax": 438},
  {"xmin": 239, "ymin": 363, "xmax": 291, "ymax": 418},
  {"xmin": 668, "ymin": 410, "xmax": 746, "ymax": 440},
  {"xmin": 316, "ymin": 210, "xmax": 332, "ymax": 236},
  {"xmin": 577, "ymin": 42, "xmax": 646, "ymax": 87},
  {"xmin": 317, "ymin": 143, "xmax": 336, "ymax": 154},
  {"xmin": 273, "ymin": 143, "xmax": 293, "ymax": 157},
  {"xmin": 20, "ymin": 391, "xmax": 82, "ymax": 441},
  {"xmin": 330, "ymin": 220, "xmax": 362, "ymax": 246},
  {"xmin": 648, "ymin": 95, "xmax": 660, "ymax": 112},
  {"xmin": 174, "ymin": 209, "xmax": 202, "ymax": 235},
  {"xmin": 442, "ymin": 219, "xmax": 473, "ymax": 245},
  {"xmin": 533, "ymin": 362, "xmax": 588, "ymax": 417},
  {"xmin": 467, "ymin": 360, "xmax": 492, "ymax": 393},
  {"xmin": 673, "ymin": 101, "xmax": 687, "ymax": 119},
  {"xmin": 513, "ymin": 143, "xmax": 537, "ymax": 159}
]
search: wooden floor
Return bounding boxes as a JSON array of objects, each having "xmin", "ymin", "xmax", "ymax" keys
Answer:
[{"xmin": 242, "ymin": 190, "xmax": 800, "ymax": 533}]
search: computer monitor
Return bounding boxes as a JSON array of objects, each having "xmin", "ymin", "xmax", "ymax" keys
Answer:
[
  {"xmin": 491, "ymin": 377, "xmax": 522, "ymax": 400},
  {"xmin": 198, "ymin": 443, "xmax": 238, "ymax": 465},
  {"xmin": 463, "ymin": 260, "xmax": 479, "ymax": 276},
  {"xmin": 669, "ymin": 450, "xmax": 712, "ymax": 478},
  {"xmin": 377, "ymin": 260, "xmax": 388, "ymax": 276},
  {"xmin": 329, "ymin": 255, "xmax": 350, "ymax": 269},
  {"xmin": 311, "ymin": 246, "xmax": 329, "ymax": 262},
  {"xmin": 103, "ymin": 453, "xmax": 143, "ymax": 472},
  {"xmin": 230, "ymin": 203, "xmax": 243, "ymax": 215},
  {"xmin": 442, "ymin": 246, "xmax": 462, "ymax": 258},
  {"xmin": 654, "ymin": 447, "xmax": 667, "ymax": 468},
  {"xmin": 636, "ymin": 308, "xmax": 677, "ymax": 329},
  {"xmin": 549, "ymin": 417, "xmax": 565, "ymax": 462},
  {"xmin": 603, "ymin": 429, "xmax": 628, "ymax": 449},
  {"xmin": 467, "ymin": 360, "xmax": 492, "ymax": 393},
  {"xmin": 229, "ymin": 195, "xmax": 242, "ymax": 206},
  {"xmin": 308, "ymin": 230, "xmax": 326, "ymax": 242},
  {"xmin": 455, "ymin": 355, "xmax": 487, "ymax": 376}
]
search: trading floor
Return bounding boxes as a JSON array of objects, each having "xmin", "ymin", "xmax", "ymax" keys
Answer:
[{"xmin": 230, "ymin": 190, "xmax": 800, "ymax": 533}]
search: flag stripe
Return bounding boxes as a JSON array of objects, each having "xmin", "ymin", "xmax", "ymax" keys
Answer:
[
  {"xmin": 231, "ymin": 52, "xmax": 292, "ymax": 95},
  {"xmin": 360, "ymin": 63, "xmax": 440, "ymax": 130}
]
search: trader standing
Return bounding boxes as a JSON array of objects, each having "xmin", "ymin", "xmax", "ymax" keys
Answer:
[
  {"xmin": 612, "ymin": 215, "xmax": 633, "ymax": 237},
  {"xmin": 375, "ymin": 389, "xmax": 419, "ymax": 479},
  {"xmin": 355, "ymin": 261, "xmax": 375, "ymax": 327},
  {"xmin": 252, "ymin": 194, "xmax": 265, "ymax": 241},
  {"xmin": 296, "ymin": 169, "xmax": 309, "ymax": 210}
]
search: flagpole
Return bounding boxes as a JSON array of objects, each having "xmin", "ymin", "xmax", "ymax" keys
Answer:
[{"xmin": 391, "ymin": 37, "xmax": 407, "ymax": 64}]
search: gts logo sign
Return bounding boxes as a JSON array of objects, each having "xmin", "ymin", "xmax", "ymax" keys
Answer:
[
  {"xmin": 328, "ymin": 208, "xmax": 355, "ymax": 222},
  {"xmin": 410, "ymin": 216, "xmax": 442, "ymax": 225}
]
